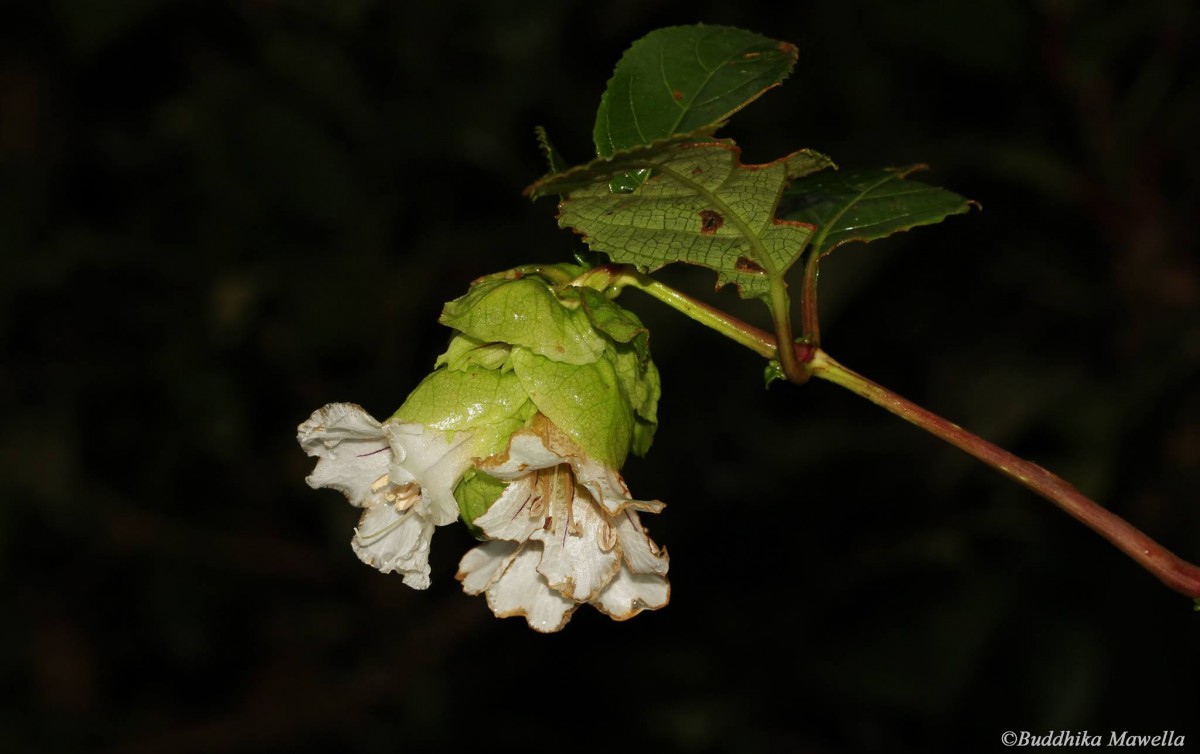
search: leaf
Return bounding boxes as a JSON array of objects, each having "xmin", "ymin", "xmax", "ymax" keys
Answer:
[
  {"xmin": 528, "ymin": 138, "xmax": 835, "ymax": 298},
  {"xmin": 535, "ymin": 125, "xmax": 569, "ymax": 175},
  {"xmin": 782, "ymin": 166, "xmax": 977, "ymax": 257},
  {"xmin": 593, "ymin": 25, "xmax": 797, "ymax": 157}
]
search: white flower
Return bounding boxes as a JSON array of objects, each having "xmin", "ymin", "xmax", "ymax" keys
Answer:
[
  {"xmin": 456, "ymin": 415, "xmax": 669, "ymax": 632},
  {"xmin": 298, "ymin": 402, "xmax": 475, "ymax": 589}
]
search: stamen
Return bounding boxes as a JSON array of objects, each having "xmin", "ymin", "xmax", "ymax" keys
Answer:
[
  {"xmin": 529, "ymin": 468, "xmax": 547, "ymax": 518},
  {"xmin": 386, "ymin": 481, "xmax": 421, "ymax": 512}
]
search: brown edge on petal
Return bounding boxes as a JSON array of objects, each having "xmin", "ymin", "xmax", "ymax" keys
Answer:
[{"xmin": 590, "ymin": 577, "xmax": 671, "ymax": 622}]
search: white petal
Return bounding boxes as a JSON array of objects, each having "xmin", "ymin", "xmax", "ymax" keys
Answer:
[
  {"xmin": 473, "ymin": 478, "xmax": 542, "ymax": 542},
  {"xmin": 613, "ymin": 509, "xmax": 669, "ymax": 575},
  {"xmin": 351, "ymin": 502, "xmax": 433, "ymax": 589},
  {"xmin": 457, "ymin": 540, "xmax": 517, "ymax": 595},
  {"xmin": 477, "ymin": 432, "xmax": 565, "ymax": 479},
  {"xmin": 530, "ymin": 485, "xmax": 620, "ymax": 601},
  {"xmin": 298, "ymin": 403, "xmax": 390, "ymax": 507},
  {"xmin": 591, "ymin": 567, "xmax": 670, "ymax": 620},
  {"xmin": 486, "ymin": 543, "xmax": 576, "ymax": 633},
  {"xmin": 384, "ymin": 422, "xmax": 476, "ymax": 526}
]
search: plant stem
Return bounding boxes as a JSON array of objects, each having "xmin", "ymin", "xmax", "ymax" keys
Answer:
[
  {"xmin": 807, "ymin": 349, "xmax": 1200, "ymax": 599},
  {"xmin": 620, "ymin": 268, "xmax": 1200, "ymax": 597},
  {"xmin": 799, "ymin": 249, "xmax": 822, "ymax": 346},
  {"xmin": 768, "ymin": 277, "xmax": 808, "ymax": 383},
  {"xmin": 612, "ymin": 267, "xmax": 778, "ymax": 359}
]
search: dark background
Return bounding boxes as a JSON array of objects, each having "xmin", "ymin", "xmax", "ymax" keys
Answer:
[{"xmin": 4, "ymin": 1, "xmax": 1198, "ymax": 751}]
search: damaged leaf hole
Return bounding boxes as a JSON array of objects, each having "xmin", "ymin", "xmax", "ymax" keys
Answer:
[
  {"xmin": 699, "ymin": 209, "xmax": 725, "ymax": 234},
  {"xmin": 735, "ymin": 256, "xmax": 766, "ymax": 274}
]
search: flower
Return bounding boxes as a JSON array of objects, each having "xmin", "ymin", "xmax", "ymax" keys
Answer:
[
  {"xmin": 297, "ymin": 403, "xmax": 475, "ymax": 589},
  {"xmin": 456, "ymin": 414, "xmax": 669, "ymax": 632}
]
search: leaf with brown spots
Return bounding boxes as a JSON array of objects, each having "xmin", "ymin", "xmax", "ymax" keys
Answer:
[{"xmin": 527, "ymin": 136, "xmax": 835, "ymax": 299}]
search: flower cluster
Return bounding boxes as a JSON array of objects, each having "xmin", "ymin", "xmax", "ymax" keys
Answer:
[{"xmin": 297, "ymin": 267, "xmax": 667, "ymax": 632}]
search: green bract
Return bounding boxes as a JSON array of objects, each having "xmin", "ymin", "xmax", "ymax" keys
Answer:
[
  {"xmin": 403, "ymin": 272, "xmax": 661, "ymax": 472},
  {"xmin": 440, "ymin": 277, "xmax": 607, "ymax": 365},
  {"xmin": 453, "ymin": 467, "xmax": 508, "ymax": 535},
  {"xmin": 392, "ymin": 365, "xmax": 535, "ymax": 458}
]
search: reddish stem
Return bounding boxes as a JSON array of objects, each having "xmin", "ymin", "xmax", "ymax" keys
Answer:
[
  {"xmin": 623, "ymin": 267, "xmax": 1199, "ymax": 599},
  {"xmin": 808, "ymin": 349, "xmax": 1200, "ymax": 599}
]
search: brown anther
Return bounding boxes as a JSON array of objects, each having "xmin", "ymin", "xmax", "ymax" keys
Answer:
[{"xmin": 388, "ymin": 481, "xmax": 421, "ymax": 512}]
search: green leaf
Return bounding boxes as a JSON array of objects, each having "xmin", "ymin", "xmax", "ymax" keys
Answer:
[
  {"xmin": 782, "ymin": 166, "xmax": 977, "ymax": 258},
  {"xmin": 454, "ymin": 467, "xmax": 508, "ymax": 535},
  {"xmin": 763, "ymin": 359, "xmax": 785, "ymax": 388},
  {"xmin": 394, "ymin": 366, "xmax": 535, "ymax": 457},
  {"xmin": 594, "ymin": 25, "xmax": 797, "ymax": 157},
  {"xmin": 440, "ymin": 277, "xmax": 607, "ymax": 364},
  {"xmin": 535, "ymin": 125, "xmax": 569, "ymax": 175},
  {"xmin": 528, "ymin": 138, "xmax": 835, "ymax": 299},
  {"xmin": 511, "ymin": 346, "xmax": 633, "ymax": 467}
]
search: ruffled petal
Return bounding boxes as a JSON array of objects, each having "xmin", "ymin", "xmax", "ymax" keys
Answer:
[
  {"xmin": 530, "ymin": 483, "xmax": 620, "ymax": 601},
  {"xmin": 476, "ymin": 431, "xmax": 565, "ymax": 479},
  {"xmin": 351, "ymin": 501, "xmax": 434, "ymax": 589},
  {"xmin": 591, "ymin": 568, "xmax": 670, "ymax": 620},
  {"xmin": 473, "ymin": 477, "xmax": 542, "ymax": 542},
  {"xmin": 613, "ymin": 509, "xmax": 669, "ymax": 575},
  {"xmin": 485, "ymin": 543, "xmax": 576, "ymax": 633},
  {"xmin": 298, "ymin": 403, "xmax": 390, "ymax": 507},
  {"xmin": 384, "ymin": 422, "xmax": 476, "ymax": 526},
  {"xmin": 457, "ymin": 540, "xmax": 516, "ymax": 595},
  {"xmin": 479, "ymin": 418, "xmax": 663, "ymax": 516}
]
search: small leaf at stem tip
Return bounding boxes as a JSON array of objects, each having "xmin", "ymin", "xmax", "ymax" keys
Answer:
[
  {"xmin": 763, "ymin": 360, "xmax": 785, "ymax": 388},
  {"xmin": 593, "ymin": 24, "xmax": 798, "ymax": 157},
  {"xmin": 535, "ymin": 125, "xmax": 569, "ymax": 175},
  {"xmin": 782, "ymin": 165, "xmax": 977, "ymax": 258}
]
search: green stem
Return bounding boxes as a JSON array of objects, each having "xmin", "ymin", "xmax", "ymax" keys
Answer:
[
  {"xmin": 513, "ymin": 264, "xmax": 574, "ymax": 285},
  {"xmin": 808, "ymin": 349, "xmax": 1200, "ymax": 599},
  {"xmin": 611, "ymin": 267, "xmax": 777, "ymax": 359},
  {"xmin": 768, "ymin": 276, "xmax": 807, "ymax": 383}
]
